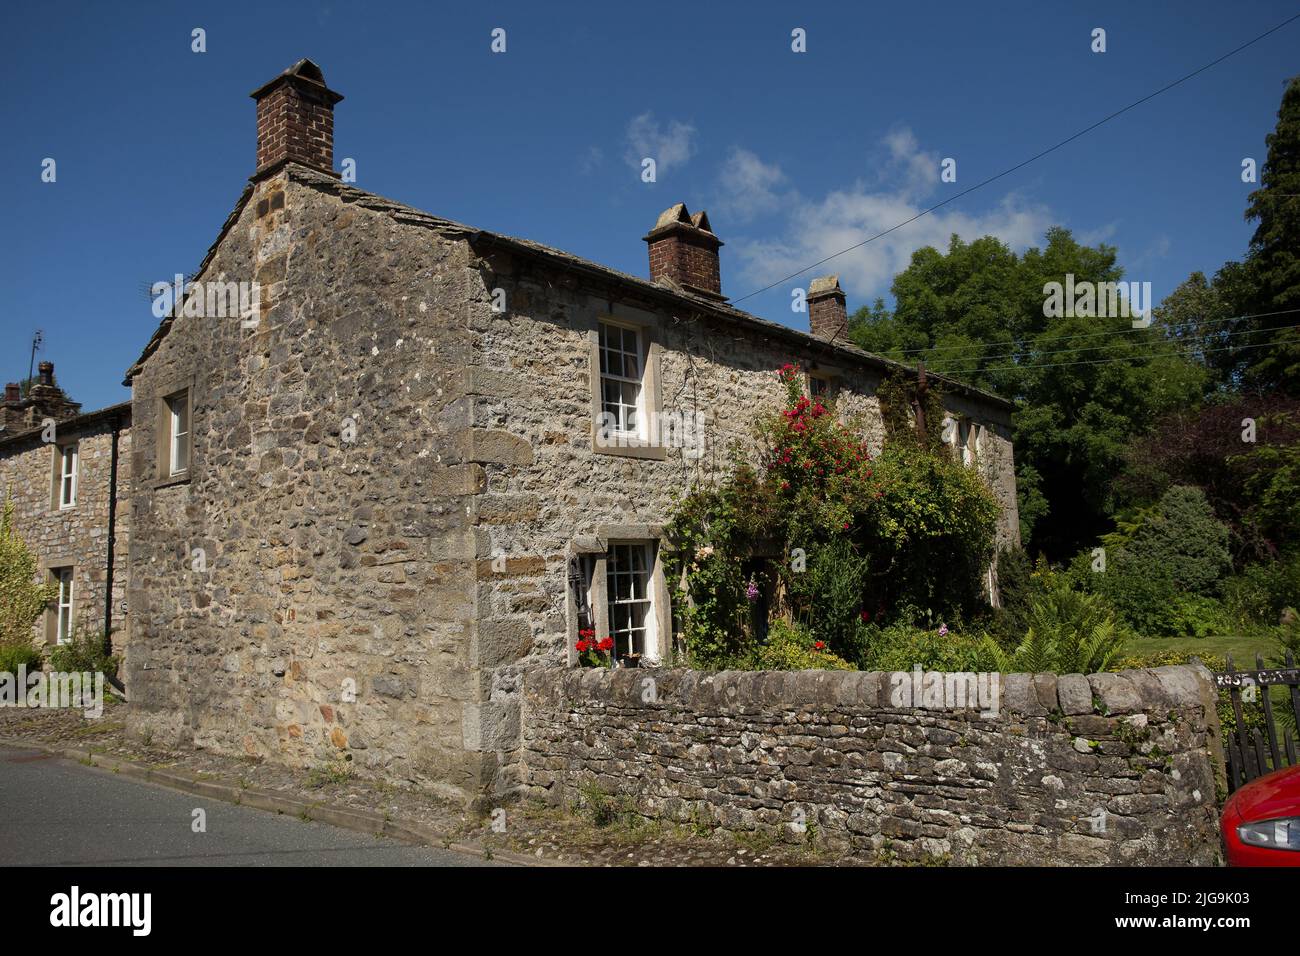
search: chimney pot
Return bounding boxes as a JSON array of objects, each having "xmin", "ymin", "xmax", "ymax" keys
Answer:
[
  {"xmin": 249, "ymin": 59, "xmax": 344, "ymax": 178},
  {"xmin": 37, "ymin": 361, "xmax": 54, "ymax": 386},
  {"xmin": 4, "ymin": 382, "xmax": 19, "ymax": 403},
  {"xmin": 643, "ymin": 203, "xmax": 725, "ymax": 300},
  {"xmin": 808, "ymin": 275, "xmax": 848, "ymax": 341}
]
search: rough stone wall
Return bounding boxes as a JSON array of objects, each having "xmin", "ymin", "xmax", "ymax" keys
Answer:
[
  {"xmin": 521, "ymin": 664, "xmax": 1224, "ymax": 866},
  {"xmin": 122, "ymin": 163, "xmax": 1018, "ymax": 804},
  {"xmin": 0, "ymin": 420, "xmax": 131, "ymax": 657},
  {"xmin": 463, "ymin": 254, "xmax": 1017, "ymax": 796},
  {"xmin": 125, "ymin": 169, "xmax": 492, "ymax": 801},
  {"xmin": 944, "ymin": 389, "xmax": 1020, "ymax": 553}
]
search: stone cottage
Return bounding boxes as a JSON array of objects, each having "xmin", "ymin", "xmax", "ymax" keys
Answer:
[
  {"xmin": 0, "ymin": 364, "xmax": 131, "ymax": 657},
  {"xmin": 109, "ymin": 59, "xmax": 1018, "ymax": 804}
]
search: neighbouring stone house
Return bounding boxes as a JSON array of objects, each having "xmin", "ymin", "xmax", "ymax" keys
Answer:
[
  {"xmin": 16, "ymin": 59, "xmax": 1018, "ymax": 805},
  {"xmin": 0, "ymin": 364, "xmax": 131, "ymax": 657}
]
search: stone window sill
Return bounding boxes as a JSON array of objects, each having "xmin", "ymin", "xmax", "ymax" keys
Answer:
[
  {"xmin": 592, "ymin": 441, "xmax": 667, "ymax": 461},
  {"xmin": 150, "ymin": 472, "xmax": 192, "ymax": 491}
]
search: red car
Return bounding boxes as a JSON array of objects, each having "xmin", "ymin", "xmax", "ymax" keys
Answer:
[{"xmin": 1221, "ymin": 763, "xmax": 1300, "ymax": 866}]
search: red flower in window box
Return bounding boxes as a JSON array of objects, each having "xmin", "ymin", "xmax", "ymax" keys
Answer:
[{"xmin": 597, "ymin": 637, "xmax": 614, "ymax": 652}]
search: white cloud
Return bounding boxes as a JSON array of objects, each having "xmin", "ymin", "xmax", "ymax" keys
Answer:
[
  {"xmin": 1129, "ymin": 234, "xmax": 1171, "ymax": 271},
  {"xmin": 716, "ymin": 148, "xmax": 788, "ymax": 222},
  {"xmin": 624, "ymin": 113, "xmax": 696, "ymax": 175},
  {"xmin": 578, "ymin": 145, "xmax": 604, "ymax": 175},
  {"xmin": 726, "ymin": 128, "xmax": 1051, "ymax": 302}
]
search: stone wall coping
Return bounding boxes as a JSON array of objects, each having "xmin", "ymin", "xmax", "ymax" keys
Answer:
[{"xmin": 521, "ymin": 663, "xmax": 1214, "ymax": 718}]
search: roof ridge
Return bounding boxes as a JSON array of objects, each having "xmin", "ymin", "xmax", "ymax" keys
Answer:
[{"xmin": 125, "ymin": 162, "xmax": 1013, "ymax": 411}]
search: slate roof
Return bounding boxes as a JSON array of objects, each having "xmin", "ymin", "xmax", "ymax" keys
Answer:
[{"xmin": 0, "ymin": 401, "xmax": 131, "ymax": 451}]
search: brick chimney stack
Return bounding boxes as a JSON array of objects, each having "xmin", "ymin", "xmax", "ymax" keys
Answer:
[
  {"xmin": 644, "ymin": 203, "xmax": 725, "ymax": 300},
  {"xmin": 3, "ymin": 361, "xmax": 80, "ymax": 430},
  {"xmin": 808, "ymin": 275, "xmax": 848, "ymax": 341},
  {"xmin": 250, "ymin": 58, "xmax": 344, "ymax": 179}
]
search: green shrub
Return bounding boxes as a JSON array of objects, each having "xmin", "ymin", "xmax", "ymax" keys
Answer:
[
  {"xmin": 987, "ymin": 549, "xmax": 1054, "ymax": 650},
  {"xmin": 0, "ymin": 497, "xmax": 57, "ymax": 657},
  {"xmin": 1224, "ymin": 555, "xmax": 1300, "ymax": 625},
  {"xmin": 746, "ymin": 620, "xmax": 856, "ymax": 671},
  {"xmin": 979, "ymin": 583, "xmax": 1129, "ymax": 674},
  {"xmin": 0, "ymin": 642, "xmax": 43, "ymax": 674},
  {"xmin": 46, "ymin": 626, "xmax": 118, "ymax": 676},
  {"xmin": 862, "ymin": 622, "xmax": 993, "ymax": 672},
  {"xmin": 666, "ymin": 365, "xmax": 1000, "ymax": 668},
  {"xmin": 1118, "ymin": 486, "xmax": 1232, "ymax": 594},
  {"xmin": 787, "ymin": 537, "xmax": 871, "ymax": 664},
  {"xmin": 1095, "ymin": 486, "xmax": 1233, "ymax": 635}
]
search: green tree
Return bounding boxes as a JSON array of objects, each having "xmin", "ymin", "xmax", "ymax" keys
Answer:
[
  {"xmin": 849, "ymin": 228, "xmax": 1207, "ymax": 558},
  {"xmin": 0, "ymin": 496, "xmax": 55, "ymax": 662},
  {"xmin": 1239, "ymin": 76, "xmax": 1300, "ymax": 393}
]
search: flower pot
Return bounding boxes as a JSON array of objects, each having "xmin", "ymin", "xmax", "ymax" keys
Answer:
[{"xmin": 620, "ymin": 654, "xmax": 642, "ymax": 669}]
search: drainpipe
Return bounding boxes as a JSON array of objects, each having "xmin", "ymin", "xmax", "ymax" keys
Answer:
[
  {"xmin": 103, "ymin": 412, "xmax": 125, "ymax": 695},
  {"xmin": 914, "ymin": 362, "xmax": 929, "ymax": 445}
]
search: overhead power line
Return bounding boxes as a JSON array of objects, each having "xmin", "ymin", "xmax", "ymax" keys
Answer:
[
  {"xmin": 937, "ymin": 332, "xmax": 1300, "ymax": 377},
  {"xmin": 731, "ymin": 11, "xmax": 1300, "ymax": 305},
  {"xmin": 872, "ymin": 307, "xmax": 1300, "ymax": 358},
  {"xmin": 927, "ymin": 312, "xmax": 1300, "ymax": 371}
]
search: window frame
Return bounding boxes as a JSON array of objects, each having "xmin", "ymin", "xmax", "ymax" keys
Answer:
[
  {"xmin": 598, "ymin": 319, "xmax": 646, "ymax": 439},
  {"xmin": 808, "ymin": 372, "xmax": 835, "ymax": 401},
  {"xmin": 604, "ymin": 542, "xmax": 656, "ymax": 661},
  {"xmin": 569, "ymin": 529, "xmax": 672, "ymax": 666},
  {"xmin": 168, "ymin": 392, "xmax": 190, "ymax": 476},
  {"xmin": 805, "ymin": 364, "xmax": 841, "ymax": 404},
  {"xmin": 42, "ymin": 564, "xmax": 76, "ymax": 646},
  {"xmin": 51, "ymin": 442, "xmax": 79, "ymax": 510},
  {"xmin": 943, "ymin": 414, "xmax": 979, "ymax": 467},
  {"xmin": 154, "ymin": 383, "xmax": 194, "ymax": 483},
  {"xmin": 589, "ymin": 309, "xmax": 665, "ymax": 461}
]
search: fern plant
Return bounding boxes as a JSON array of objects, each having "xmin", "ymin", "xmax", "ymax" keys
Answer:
[{"xmin": 980, "ymin": 586, "xmax": 1128, "ymax": 674}]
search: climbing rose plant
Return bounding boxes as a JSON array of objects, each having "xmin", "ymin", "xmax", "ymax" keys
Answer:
[{"xmin": 665, "ymin": 365, "xmax": 999, "ymax": 669}]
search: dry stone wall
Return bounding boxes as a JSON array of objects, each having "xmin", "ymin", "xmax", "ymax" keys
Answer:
[{"xmin": 521, "ymin": 664, "xmax": 1224, "ymax": 865}]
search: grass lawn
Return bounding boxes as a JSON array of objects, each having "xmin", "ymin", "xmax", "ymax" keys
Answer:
[{"xmin": 1125, "ymin": 632, "xmax": 1280, "ymax": 666}]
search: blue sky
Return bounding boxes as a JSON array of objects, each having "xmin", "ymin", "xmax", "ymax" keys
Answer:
[{"xmin": 2, "ymin": 0, "xmax": 1297, "ymax": 411}]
